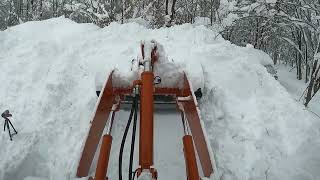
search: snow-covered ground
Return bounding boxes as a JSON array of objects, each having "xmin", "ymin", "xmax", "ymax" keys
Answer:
[
  {"xmin": 0, "ymin": 17, "xmax": 319, "ymax": 180},
  {"xmin": 277, "ymin": 65, "xmax": 320, "ymax": 117}
]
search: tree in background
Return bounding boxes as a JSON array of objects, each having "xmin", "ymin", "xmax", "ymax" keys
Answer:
[
  {"xmin": 0, "ymin": 0, "xmax": 234, "ymax": 28},
  {"xmin": 222, "ymin": 0, "xmax": 320, "ymax": 83},
  {"xmin": 1, "ymin": 0, "xmax": 320, "ymax": 87},
  {"xmin": 305, "ymin": 48, "xmax": 320, "ymax": 107}
]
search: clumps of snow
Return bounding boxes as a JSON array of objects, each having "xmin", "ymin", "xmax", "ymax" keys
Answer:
[
  {"xmin": 276, "ymin": 64, "xmax": 320, "ymax": 180},
  {"xmin": 125, "ymin": 17, "xmax": 150, "ymax": 28},
  {"xmin": 0, "ymin": 17, "xmax": 319, "ymax": 180},
  {"xmin": 147, "ymin": 40, "xmax": 185, "ymax": 88},
  {"xmin": 136, "ymin": 172, "xmax": 153, "ymax": 180},
  {"xmin": 102, "ymin": 40, "xmax": 185, "ymax": 89},
  {"xmin": 266, "ymin": 0, "xmax": 277, "ymax": 4},
  {"xmin": 164, "ymin": 15, "xmax": 172, "ymax": 27},
  {"xmin": 243, "ymin": 44, "xmax": 274, "ymax": 66},
  {"xmin": 141, "ymin": 40, "xmax": 157, "ymax": 63},
  {"xmin": 153, "ymin": 60, "xmax": 184, "ymax": 89},
  {"xmin": 245, "ymin": 43, "xmax": 254, "ymax": 48},
  {"xmin": 194, "ymin": 17, "xmax": 211, "ymax": 26},
  {"xmin": 198, "ymin": 44, "xmax": 320, "ymax": 179},
  {"xmin": 221, "ymin": 13, "xmax": 239, "ymax": 27}
]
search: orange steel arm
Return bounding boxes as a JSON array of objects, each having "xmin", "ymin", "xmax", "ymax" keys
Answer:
[
  {"xmin": 139, "ymin": 71, "xmax": 154, "ymax": 169},
  {"xmin": 94, "ymin": 135, "xmax": 112, "ymax": 180},
  {"xmin": 183, "ymin": 135, "xmax": 200, "ymax": 180},
  {"xmin": 180, "ymin": 74, "xmax": 214, "ymax": 177},
  {"xmin": 77, "ymin": 72, "xmax": 115, "ymax": 177}
]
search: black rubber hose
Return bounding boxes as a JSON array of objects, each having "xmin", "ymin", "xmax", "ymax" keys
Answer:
[
  {"xmin": 119, "ymin": 97, "xmax": 136, "ymax": 180},
  {"xmin": 132, "ymin": 169, "xmax": 139, "ymax": 180},
  {"xmin": 129, "ymin": 95, "xmax": 139, "ymax": 180}
]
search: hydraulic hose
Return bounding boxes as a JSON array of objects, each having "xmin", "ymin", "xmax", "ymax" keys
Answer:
[
  {"xmin": 119, "ymin": 97, "xmax": 136, "ymax": 180},
  {"xmin": 129, "ymin": 95, "xmax": 139, "ymax": 180}
]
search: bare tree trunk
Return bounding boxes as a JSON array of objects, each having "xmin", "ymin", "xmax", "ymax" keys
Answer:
[
  {"xmin": 170, "ymin": 0, "xmax": 177, "ymax": 21},
  {"xmin": 254, "ymin": 18, "xmax": 259, "ymax": 48},
  {"xmin": 297, "ymin": 30, "xmax": 303, "ymax": 80},
  {"xmin": 40, "ymin": 0, "xmax": 43, "ymax": 18},
  {"xmin": 305, "ymin": 60, "xmax": 320, "ymax": 106},
  {"xmin": 31, "ymin": 0, "xmax": 34, "ymax": 20},
  {"xmin": 56, "ymin": 0, "xmax": 58, "ymax": 16},
  {"xmin": 121, "ymin": 0, "xmax": 124, "ymax": 24},
  {"xmin": 26, "ymin": 0, "xmax": 29, "ymax": 21},
  {"xmin": 210, "ymin": 0, "xmax": 213, "ymax": 26},
  {"xmin": 165, "ymin": 0, "xmax": 169, "ymax": 15},
  {"xmin": 259, "ymin": 28, "xmax": 264, "ymax": 50},
  {"xmin": 19, "ymin": 0, "xmax": 23, "ymax": 20},
  {"xmin": 273, "ymin": 50, "xmax": 278, "ymax": 65},
  {"xmin": 7, "ymin": 0, "xmax": 13, "ymax": 27},
  {"xmin": 192, "ymin": 0, "xmax": 197, "ymax": 24},
  {"xmin": 305, "ymin": 42, "xmax": 309, "ymax": 83},
  {"xmin": 52, "ymin": 0, "xmax": 56, "ymax": 17}
]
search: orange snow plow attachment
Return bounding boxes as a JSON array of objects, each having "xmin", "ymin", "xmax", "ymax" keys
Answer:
[{"xmin": 76, "ymin": 43, "xmax": 214, "ymax": 180}]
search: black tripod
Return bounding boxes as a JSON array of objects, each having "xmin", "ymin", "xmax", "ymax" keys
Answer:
[
  {"xmin": 4, "ymin": 118, "xmax": 18, "ymax": 141},
  {"xmin": 2, "ymin": 110, "xmax": 17, "ymax": 141}
]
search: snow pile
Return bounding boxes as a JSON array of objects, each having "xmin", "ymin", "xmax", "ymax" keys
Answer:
[
  {"xmin": 198, "ymin": 48, "xmax": 320, "ymax": 180},
  {"xmin": 0, "ymin": 17, "xmax": 319, "ymax": 180},
  {"xmin": 111, "ymin": 39, "xmax": 184, "ymax": 89},
  {"xmin": 194, "ymin": 17, "xmax": 211, "ymax": 26},
  {"xmin": 277, "ymin": 64, "xmax": 320, "ymax": 127}
]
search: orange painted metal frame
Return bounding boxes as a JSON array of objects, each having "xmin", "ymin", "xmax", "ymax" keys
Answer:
[
  {"xmin": 180, "ymin": 74, "xmax": 214, "ymax": 177},
  {"xmin": 113, "ymin": 87, "xmax": 181, "ymax": 96},
  {"xmin": 183, "ymin": 135, "xmax": 200, "ymax": 180},
  {"xmin": 94, "ymin": 135, "xmax": 112, "ymax": 180},
  {"xmin": 76, "ymin": 52, "xmax": 213, "ymax": 179},
  {"xmin": 139, "ymin": 71, "xmax": 155, "ymax": 169},
  {"xmin": 76, "ymin": 72, "xmax": 115, "ymax": 177},
  {"xmin": 76, "ymin": 72, "xmax": 214, "ymax": 179}
]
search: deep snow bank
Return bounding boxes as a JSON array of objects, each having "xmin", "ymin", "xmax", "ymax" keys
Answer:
[{"xmin": 0, "ymin": 17, "xmax": 319, "ymax": 180}]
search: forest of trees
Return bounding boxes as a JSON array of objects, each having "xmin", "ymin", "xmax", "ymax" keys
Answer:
[
  {"xmin": 0, "ymin": 0, "xmax": 319, "ymax": 105},
  {"xmin": 0, "ymin": 0, "xmax": 223, "ymax": 29}
]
